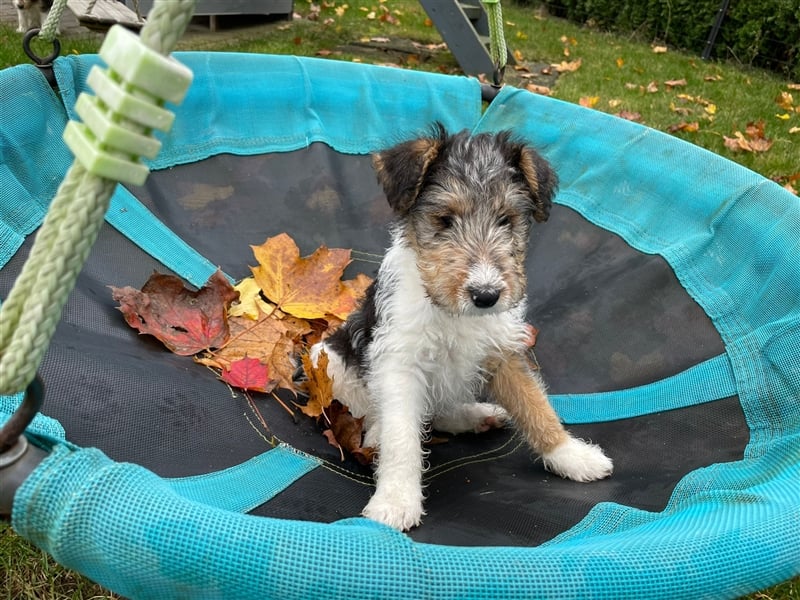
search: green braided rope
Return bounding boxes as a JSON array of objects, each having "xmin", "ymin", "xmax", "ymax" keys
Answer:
[
  {"xmin": 36, "ymin": 0, "xmax": 68, "ymax": 43},
  {"xmin": 481, "ymin": 0, "xmax": 507, "ymax": 83},
  {"xmin": 0, "ymin": 0, "xmax": 197, "ymax": 396}
]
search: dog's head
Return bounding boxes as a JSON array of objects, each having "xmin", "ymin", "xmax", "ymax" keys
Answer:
[{"xmin": 373, "ymin": 125, "xmax": 557, "ymax": 316}]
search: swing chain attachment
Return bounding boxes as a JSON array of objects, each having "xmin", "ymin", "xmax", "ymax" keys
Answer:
[
  {"xmin": 22, "ymin": 28, "xmax": 61, "ymax": 89},
  {"xmin": 0, "ymin": 376, "xmax": 47, "ymax": 519},
  {"xmin": 62, "ymin": 25, "xmax": 193, "ymax": 187}
]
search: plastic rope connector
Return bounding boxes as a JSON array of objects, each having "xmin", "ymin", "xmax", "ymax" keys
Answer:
[{"xmin": 62, "ymin": 25, "xmax": 193, "ymax": 187}]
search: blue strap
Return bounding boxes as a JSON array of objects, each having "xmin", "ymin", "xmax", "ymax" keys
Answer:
[
  {"xmin": 167, "ymin": 444, "xmax": 320, "ymax": 512},
  {"xmin": 106, "ymin": 185, "xmax": 228, "ymax": 288},
  {"xmin": 551, "ymin": 353, "xmax": 737, "ymax": 424}
]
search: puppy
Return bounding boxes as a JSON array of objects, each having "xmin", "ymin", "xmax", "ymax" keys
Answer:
[
  {"xmin": 14, "ymin": 0, "xmax": 54, "ymax": 33},
  {"xmin": 312, "ymin": 125, "xmax": 613, "ymax": 531}
]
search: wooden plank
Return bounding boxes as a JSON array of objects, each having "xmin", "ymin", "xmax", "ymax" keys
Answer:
[{"xmin": 67, "ymin": 0, "xmax": 144, "ymax": 31}]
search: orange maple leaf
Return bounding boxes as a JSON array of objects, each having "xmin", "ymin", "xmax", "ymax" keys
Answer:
[
  {"xmin": 251, "ymin": 233, "xmax": 361, "ymax": 320},
  {"xmin": 298, "ymin": 349, "xmax": 334, "ymax": 419}
]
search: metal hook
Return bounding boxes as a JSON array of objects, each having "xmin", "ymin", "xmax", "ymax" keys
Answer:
[
  {"xmin": 0, "ymin": 377, "xmax": 48, "ymax": 519},
  {"xmin": 0, "ymin": 376, "xmax": 44, "ymax": 454},
  {"xmin": 22, "ymin": 28, "xmax": 61, "ymax": 89}
]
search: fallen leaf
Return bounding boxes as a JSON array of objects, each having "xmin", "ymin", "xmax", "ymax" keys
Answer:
[
  {"xmin": 616, "ymin": 110, "xmax": 642, "ymax": 122},
  {"xmin": 322, "ymin": 400, "xmax": 375, "ymax": 465},
  {"xmin": 213, "ymin": 310, "xmax": 310, "ymax": 392},
  {"xmin": 776, "ymin": 113, "xmax": 791, "ymax": 120},
  {"xmin": 298, "ymin": 349, "xmax": 334, "ymax": 418},
  {"xmin": 579, "ymin": 96, "xmax": 600, "ymax": 108},
  {"xmin": 220, "ymin": 357, "xmax": 274, "ymax": 393},
  {"xmin": 552, "ymin": 58, "xmax": 582, "ymax": 73},
  {"xmin": 646, "ymin": 81, "xmax": 659, "ymax": 93},
  {"xmin": 667, "ymin": 121, "xmax": 700, "ymax": 133},
  {"xmin": 776, "ymin": 91, "xmax": 794, "ymax": 111},
  {"xmin": 251, "ymin": 233, "xmax": 360, "ymax": 320},
  {"xmin": 704, "ymin": 104, "xmax": 717, "ymax": 115},
  {"xmin": 615, "ymin": 57, "xmax": 624, "ymax": 68},
  {"xmin": 229, "ymin": 278, "xmax": 274, "ymax": 320},
  {"xmin": 526, "ymin": 83, "xmax": 552, "ymax": 96},
  {"xmin": 704, "ymin": 74, "xmax": 723, "ymax": 82},
  {"xmin": 111, "ymin": 270, "xmax": 238, "ymax": 356},
  {"xmin": 652, "ymin": 45, "xmax": 668, "ymax": 54},
  {"xmin": 790, "ymin": 127, "xmax": 800, "ymax": 134},
  {"xmin": 664, "ymin": 78, "xmax": 687, "ymax": 88}
]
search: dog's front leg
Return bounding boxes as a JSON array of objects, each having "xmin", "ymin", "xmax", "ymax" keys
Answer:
[
  {"xmin": 490, "ymin": 353, "xmax": 613, "ymax": 482},
  {"xmin": 362, "ymin": 362, "xmax": 427, "ymax": 531}
]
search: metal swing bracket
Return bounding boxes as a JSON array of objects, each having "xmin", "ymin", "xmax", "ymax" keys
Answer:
[{"xmin": 0, "ymin": 377, "xmax": 48, "ymax": 519}]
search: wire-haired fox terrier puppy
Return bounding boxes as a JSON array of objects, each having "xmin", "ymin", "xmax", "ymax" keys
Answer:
[{"xmin": 311, "ymin": 125, "xmax": 613, "ymax": 531}]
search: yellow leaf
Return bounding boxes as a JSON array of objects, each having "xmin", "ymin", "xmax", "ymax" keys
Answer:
[
  {"xmin": 789, "ymin": 127, "xmax": 800, "ymax": 134},
  {"xmin": 776, "ymin": 91, "xmax": 794, "ymax": 110},
  {"xmin": 579, "ymin": 96, "xmax": 600, "ymax": 108},
  {"xmin": 776, "ymin": 113, "xmax": 791, "ymax": 120},
  {"xmin": 616, "ymin": 57, "xmax": 624, "ymax": 68},
  {"xmin": 704, "ymin": 104, "xmax": 717, "ymax": 115},
  {"xmin": 652, "ymin": 45, "xmax": 668, "ymax": 54},
  {"xmin": 229, "ymin": 278, "xmax": 274, "ymax": 320}
]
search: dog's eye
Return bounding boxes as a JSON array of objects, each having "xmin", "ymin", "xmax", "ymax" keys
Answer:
[
  {"xmin": 497, "ymin": 215, "xmax": 512, "ymax": 228},
  {"xmin": 438, "ymin": 214, "xmax": 454, "ymax": 229}
]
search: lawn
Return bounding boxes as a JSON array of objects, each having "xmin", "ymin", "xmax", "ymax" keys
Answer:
[{"xmin": 0, "ymin": 0, "xmax": 798, "ymax": 598}]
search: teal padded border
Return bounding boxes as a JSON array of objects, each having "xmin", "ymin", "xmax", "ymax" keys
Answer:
[{"xmin": 167, "ymin": 444, "xmax": 320, "ymax": 513}]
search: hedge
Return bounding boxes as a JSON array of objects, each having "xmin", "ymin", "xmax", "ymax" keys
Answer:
[{"xmin": 520, "ymin": 0, "xmax": 799, "ymax": 78}]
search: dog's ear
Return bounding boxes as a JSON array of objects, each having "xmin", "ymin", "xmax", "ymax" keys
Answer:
[
  {"xmin": 373, "ymin": 128, "xmax": 445, "ymax": 215},
  {"xmin": 516, "ymin": 146, "xmax": 558, "ymax": 223}
]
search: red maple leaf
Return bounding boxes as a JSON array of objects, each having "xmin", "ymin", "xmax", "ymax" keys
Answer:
[
  {"xmin": 110, "ymin": 270, "xmax": 238, "ymax": 356},
  {"xmin": 220, "ymin": 357, "xmax": 273, "ymax": 393}
]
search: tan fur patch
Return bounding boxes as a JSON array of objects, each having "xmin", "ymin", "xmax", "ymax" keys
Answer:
[{"xmin": 489, "ymin": 352, "xmax": 568, "ymax": 453}]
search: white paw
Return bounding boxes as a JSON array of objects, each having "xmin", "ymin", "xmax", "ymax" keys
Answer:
[
  {"xmin": 473, "ymin": 403, "xmax": 511, "ymax": 433},
  {"xmin": 541, "ymin": 436, "xmax": 613, "ymax": 482},
  {"xmin": 432, "ymin": 402, "xmax": 510, "ymax": 435},
  {"xmin": 362, "ymin": 488, "xmax": 424, "ymax": 531}
]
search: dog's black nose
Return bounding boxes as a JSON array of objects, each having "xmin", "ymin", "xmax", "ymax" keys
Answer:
[{"xmin": 469, "ymin": 288, "xmax": 500, "ymax": 308}]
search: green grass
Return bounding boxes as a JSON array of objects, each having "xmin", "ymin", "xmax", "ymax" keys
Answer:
[{"xmin": 1, "ymin": 1, "xmax": 798, "ymax": 598}]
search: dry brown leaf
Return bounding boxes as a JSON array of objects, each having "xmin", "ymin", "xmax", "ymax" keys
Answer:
[{"xmin": 667, "ymin": 121, "xmax": 700, "ymax": 133}]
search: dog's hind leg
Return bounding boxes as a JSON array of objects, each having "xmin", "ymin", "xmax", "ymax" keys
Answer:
[{"xmin": 489, "ymin": 353, "xmax": 613, "ymax": 482}]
